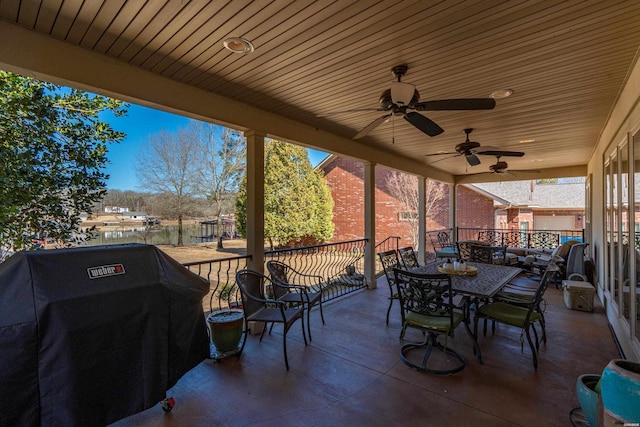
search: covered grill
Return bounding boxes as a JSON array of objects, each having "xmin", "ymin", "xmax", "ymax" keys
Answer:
[{"xmin": 0, "ymin": 244, "xmax": 209, "ymax": 426}]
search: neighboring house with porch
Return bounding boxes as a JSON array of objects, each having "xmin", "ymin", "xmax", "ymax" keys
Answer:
[
  {"xmin": 319, "ymin": 156, "xmax": 586, "ymax": 248},
  {"xmin": 318, "ymin": 155, "xmax": 496, "ymax": 248},
  {"xmin": 473, "ymin": 180, "xmax": 586, "ymax": 233}
]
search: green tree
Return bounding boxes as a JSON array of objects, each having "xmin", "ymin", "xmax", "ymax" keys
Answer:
[
  {"xmin": 0, "ymin": 71, "xmax": 127, "ymax": 258},
  {"xmin": 235, "ymin": 139, "xmax": 334, "ymax": 249}
]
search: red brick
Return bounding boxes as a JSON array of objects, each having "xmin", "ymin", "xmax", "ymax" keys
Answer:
[{"xmin": 321, "ymin": 157, "xmax": 495, "ymax": 246}]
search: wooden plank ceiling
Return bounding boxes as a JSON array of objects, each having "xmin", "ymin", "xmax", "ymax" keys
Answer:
[{"xmin": 2, "ymin": 0, "xmax": 640, "ymax": 178}]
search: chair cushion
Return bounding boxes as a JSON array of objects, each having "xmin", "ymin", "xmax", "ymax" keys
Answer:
[
  {"xmin": 435, "ymin": 247, "xmax": 458, "ymax": 257},
  {"xmin": 405, "ymin": 310, "xmax": 464, "ymax": 332},
  {"xmin": 478, "ymin": 302, "xmax": 542, "ymax": 328},
  {"xmin": 496, "ymin": 289, "xmax": 535, "ymax": 300}
]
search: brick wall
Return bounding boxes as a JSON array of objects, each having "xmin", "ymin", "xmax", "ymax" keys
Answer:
[
  {"xmin": 456, "ymin": 186, "xmax": 495, "ymax": 228},
  {"xmin": 321, "ymin": 157, "xmax": 495, "ymax": 246}
]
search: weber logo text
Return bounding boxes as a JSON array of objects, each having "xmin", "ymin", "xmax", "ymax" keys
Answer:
[{"xmin": 87, "ymin": 264, "xmax": 125, "ymax": 279}]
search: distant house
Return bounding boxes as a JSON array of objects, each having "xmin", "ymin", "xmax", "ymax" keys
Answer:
[
  {"xmin": 104, "ymin": 206, "xmax": 129, "ymax": 213},
  {"xmin": 317, "ymin": 156, "xmax": 496, "ymax": 247},
  {"xmin": 119, "ymin": 212, "xmax": 148, "ymax": 222},
  {"xmin": 472, "ymin": 180, "xmax": 586, "ymax": 232}
]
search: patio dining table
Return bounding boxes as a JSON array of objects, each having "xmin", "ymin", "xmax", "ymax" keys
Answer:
[{"xmin": 414, "ymin": 261, "xmax": 522, "ymax": 299}]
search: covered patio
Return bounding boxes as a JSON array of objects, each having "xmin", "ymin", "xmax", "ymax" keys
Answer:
[
  {"xmin": 1, "ymin": 2, "xmax": 640, "ymax": 423},
  {"xmin": 3, "ymin": 2, "xmax": 639, "ymax": 359},
  {"xmin": 112, "ymin": 275, "xmax": 617, "ymax": 426}
]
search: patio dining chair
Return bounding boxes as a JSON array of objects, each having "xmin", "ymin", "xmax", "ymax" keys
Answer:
[
  {"xmin": 235, "ymin": 269, "xmax": 307, "ymax": 370},
  {"xmin": 398, "ymin": 246, "xmax": 421, "ymax": 269},
  {"xmin": 434, "ymin": 230, "xmax": 459, "ymax": 259},
  {"xmin": 266, "ymin": 260, "xmax": 325, "ymax": 341},
  {"xmin": 378, "ymin": 249, "xmax": 404, "ymax": 326},
  {"xmin": 457, "ymin": 240, "xmax": 489, "ymax": 262},
  {"xmin": 393, "ymin": 268, "xmax": 481, "ymax": 375},
  {"xmin": 473, "ymin": 267, "xmax": 554, "ymax": 370},
  {"xmin": 469, "ymin": 245, "xmax": 507, "ymax": 265}
]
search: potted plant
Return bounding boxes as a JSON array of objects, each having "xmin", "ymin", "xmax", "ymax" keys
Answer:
[{"xmin": 206, "ymin": 284, "xmax": 244, "ymax": 358}]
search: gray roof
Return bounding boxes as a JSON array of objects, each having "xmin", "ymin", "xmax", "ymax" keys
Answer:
[{"xmin": 471, "ymin": 181, "xmax": 585, "ymax": 209}]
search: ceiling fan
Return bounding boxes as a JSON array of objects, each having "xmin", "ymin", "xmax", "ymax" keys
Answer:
[
  {"xmin": 425, "ymin": 128, "xmax": 524, "ymax": 167},
  {"xmin": 470, "ymin": 156, "xmax": 540, "ymax": 177},
  {"xmin": 320, "ymin": 64, "xmax": 497, "ymax": 139}
]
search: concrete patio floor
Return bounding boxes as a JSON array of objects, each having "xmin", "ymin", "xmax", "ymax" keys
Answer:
[{"xmin": 112, "ymin": 274, "xmax": 618, "ymax": 427}]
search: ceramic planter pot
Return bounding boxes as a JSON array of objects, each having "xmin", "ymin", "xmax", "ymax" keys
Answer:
[
  {"xmin": 206, "ymin": 309, "xmax": 244, "ymax": 354},
  {"xmin": 576, "ymin": 374, "xmax": 601, "ymax": 427},
  {"xmin": 600, "ymin": 359, "xmax": 640, "ymax": 423}
]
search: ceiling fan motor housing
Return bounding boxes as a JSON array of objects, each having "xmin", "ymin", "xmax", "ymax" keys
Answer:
[
  {"xmin": 455, "ymin": 141, "xmax": 481, "ymax": 154},
  {"xmin": 490, "ymin": 161, "xmax": 509, "ymax": 173}
]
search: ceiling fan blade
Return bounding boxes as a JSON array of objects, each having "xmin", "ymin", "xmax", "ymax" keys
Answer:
[
  {"xmin": 414, "ymin": 98, "xmax": 496, "ymax": 111},
  {"xmin": 404, "ymin": 112, "xmax": 444, "ymax": 136},
  {"xmin": 353, "ymin": 114, "xmax": 392, "ymax": 139},
  {"xmin": 477, "ymin": 150, "xmax": 525, "ymax": 157},
  {"xmin": 317, "ymin": 108, "xmax": 386, "ymax": 117},
  {"xmin": 509, "ymin": 169, "xmax": 541, "ymax": 173},
  {"xmin": 429, "ymin": 154, "xmax": 460, "ymax": 164},
  {"xmin": 466, "ymin": 154, "xmax": 481, "ymax": 166},
  {"xmin": 425, "ymin": 151, "xmax": 456, "ymax": 157}
]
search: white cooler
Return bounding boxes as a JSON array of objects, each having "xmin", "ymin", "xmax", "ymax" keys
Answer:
[{"xmin": 562, "ymin": 280, "xmax": 595, "ymax": 312}]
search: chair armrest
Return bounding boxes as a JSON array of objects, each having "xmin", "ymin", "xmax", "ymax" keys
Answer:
[{"xmin": 241, "ymin": 289, "xmax": 287, "ymax": 307}]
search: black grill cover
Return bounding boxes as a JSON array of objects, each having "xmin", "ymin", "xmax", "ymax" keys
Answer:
[{"xmin": 0, "ymin": 244, "xmax": 209, "ymax": 426}]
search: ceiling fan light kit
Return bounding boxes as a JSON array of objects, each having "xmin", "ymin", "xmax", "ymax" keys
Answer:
[{"xmin": 391, "ymin": 81, "xmax": 416, "ymax": 105}]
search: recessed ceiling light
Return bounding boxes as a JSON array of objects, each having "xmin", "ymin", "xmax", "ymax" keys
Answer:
[
  {"xmin": 223, "ymin": 37, "xmax": 254, "ymax": 54},
  {"xmin": 519, "ymin": 138, "xmax": 536, "ymax": 144},
  {"xmin": 490, "ymin": 89, "xmax": 513, "ymax": 99}
]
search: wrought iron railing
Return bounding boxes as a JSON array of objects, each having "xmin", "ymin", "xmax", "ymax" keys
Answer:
[
  {"xmin": 185, "ymin": 239, "xmax": 369, "ymax": 313},
  {"xmin": 183, "ymin": 254, "xmax": 251, "ymax": 313},
  {"xmin": 456, "ymin": 227, "xmax": 584, "ymax": 249},
  {"xmin": 423, "ymin": 227, "xmax": 585, "ymax": 259},
  {"xmin": 620, "ymin": 231, "xmax": 640, "ymax": 251},
  {"xmin": 264, "ymin": 238, "xmax": 368, "ymax": 301}
]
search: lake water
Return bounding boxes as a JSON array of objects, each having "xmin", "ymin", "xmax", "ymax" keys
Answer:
[{"xmin": 88, "ymin": 225, "xmax": 203, "ymax": 246}]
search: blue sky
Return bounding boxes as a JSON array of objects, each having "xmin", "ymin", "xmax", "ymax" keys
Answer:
[{"xmin": 103, "ymin": 103, "xmax": 329, "ymax": 191}]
